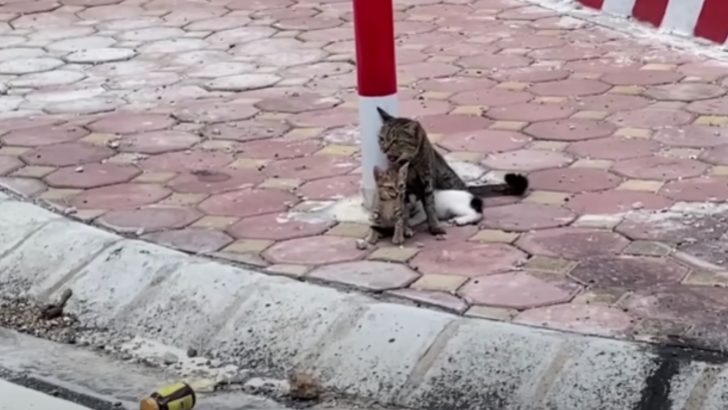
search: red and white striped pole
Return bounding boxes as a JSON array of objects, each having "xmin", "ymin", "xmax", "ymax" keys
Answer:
[{"xmin": 353, "ymin": 0, "xmax": 398, "ymax": 209}]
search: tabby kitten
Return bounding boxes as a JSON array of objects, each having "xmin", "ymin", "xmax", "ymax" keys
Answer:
[
  {"xmin": 365, "ymin": 163, "xmax": 413, "ymax": 246},
  {"xmin": 376, "ymin": 107, "xmax": 528, "ymax": 235}
]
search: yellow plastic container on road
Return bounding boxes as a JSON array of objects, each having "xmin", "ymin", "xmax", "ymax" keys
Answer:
[{"xmin": 139, "ymin": 382, "xmax": 196, "ymax": 410}]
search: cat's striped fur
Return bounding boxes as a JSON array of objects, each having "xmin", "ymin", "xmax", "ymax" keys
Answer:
[{"xmin": 376, "ymin": 107, "xmax": 528, "ymax": 236}]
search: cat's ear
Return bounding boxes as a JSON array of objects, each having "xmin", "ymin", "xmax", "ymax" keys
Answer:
[
  {"xmin": 377, "ymin": 107, "xmax": 394, "ymax": 122},
  {"xmin": 373, "ymin": 166, "xmax": 384, "ymax": 182}
]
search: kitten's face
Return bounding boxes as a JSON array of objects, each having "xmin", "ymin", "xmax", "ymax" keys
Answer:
[
  {"xmin": 378, "ymin": 111, "xmax": 419, "ymax": 163},
  {"xmin": 372, "ymin": 165, "xmax": 407, "ymax": 226}
]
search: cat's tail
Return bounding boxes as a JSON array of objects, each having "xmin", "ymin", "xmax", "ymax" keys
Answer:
[{"xmin": 467, "ymin": 173, "xmax": 529, "ymax": 197}]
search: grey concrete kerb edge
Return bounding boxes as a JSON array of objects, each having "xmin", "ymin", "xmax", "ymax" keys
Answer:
[{"xmin": 2, "ymin": 191, "xmax": 728, "ymax": 410}]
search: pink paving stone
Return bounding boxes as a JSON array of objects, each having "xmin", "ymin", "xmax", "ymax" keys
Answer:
[
  {"xmin": 450, "ymin": 88, "xmax": 533, "ymax": 107},
  {"xmin": 143, "ymin": 228, "xmax": 233, "ymax": 254},
  {"xmin": 482, "ymin": 149, "xmax": 573, "ymax": 171},
  {"xmin": 416, "ymin": 77, "xmax": 495, "ymax": 93},
  {"xmin": 254, "ymin": 93, "xmax": 341, "ymax": 114},
  {"xmin": 570, "ymin": 256, "xmax": 688, "ymax": 289},
  {"xmin": 88, "ymin": 113, "xmax": 176, "ymax": 134},
  {"xmin": 264, "ymin": 236, "xmax": 368, "ymax": 265},
  {"xmin": 655, "ymin": 126, "xmax": 728, "ymax": 148},
  {"xmin": 422, "ymin": 42, "xmax": 499, "ymax": 58},
  {"xmin": 227, "ymin": 212, "xmax": 333, "ymax": 240},
  {"xmin": 529, "ymin": 79, "xmax": 611, "ymax": 97},
  {"xmin": 288, "ymin": 107, "xmax": 358, "ymax": 128},
  {"xmin": 679, "ymin": 61, "xmax": 728, "ymax": 81},
  {"xmin": 273, "ymin": 16, "xmax": 343, "ymax": 30},
  {"xmin": 201, "ymin": 119, "xmax": 290, "ymax": 142},
  {"xmin": 601, "ymin": 70, "xmax": 684, "ymax": 86},
  {"xmin": 0, "ymin": 117, "xmax": 61, "ymax": 134},
  {"xmin": 418, "ymin": 114, "xmax": 492, "ymax": 134},
  {"xmin": 495, "ymin": 34, "xmax": 565, "ymax": 49},
  {"xmin": 529, "ymin": 168, "xmax": 622, "ymax": 193},
  {"xmin": 0, "ymin": 177, "xmax": 46, "ymax": 197},
  {"xmin": 399, "ymin": 62, "xmax": 461, "ymax": 80},
  {"xmin": 524, "ymin": 119, "xmax": 617, "ymax": 141},
  {"xmin": 118, "ymin": 130, "xmax": 200, "ymax": 155},
  {"xmin": 141, "ymin": 151, "xmax": 234, "ymax": 173},
  {"xmin": 607, "ymin": 108, "xmax": 694, "ymax": 128},
  {"xmin": 566, "ymin": 137, "xmax": 660, "ymax": 160},
  {"xmin": 388, "ymin": 289, "xmax": 468, "ymax": 313},
  {"xmin": 198, "ymin": 188, "xmax": 299, "ymax": 218},
  {"xmin": 499, "ymin": 5, "xmax": 557, "ymax": 20},
  {"xmin": 459, "ymin": 272, "xmax": 581, "ymax": 309},
  {"xmin": 513, "ymin": 304, "xmax": 634, "ymax": 337},
  {"xmin": 172, "ymin": 99, "xmax": 259, "ymax": 123},
  {"xmin": 322, "ymin": 126, "xmax": 358, "ymax": 145},
  {"xmin": 661, "ymin": 177, "xmax": 728, "ymax": 202},
  {"xmin": 457, "ymin": 54, "xmax": 532, "ymax": 70},
  {"xmin": 20, "ymin": 143, "xmax": 114, "ymax": 167},
  {"xmin": 61, "ymin": 0, "xmax": 123, "ymax": 5},
  {"xmin": 264, "ymin": 154, "xmax": 358, "ymax": 180},
  {"xmin": 489, "ymin": 68, "xmax": 571, "ymax": 83},
  {"xmin": 167, "ymin": 169, "xmax": 264, "ymax": 194},
  {"xmin": 0, "ymin": 156, "xmax": 22, "ymax": 176},
  {"xmin": 1, "ymin": 125, "xmax": 88, "ymax": 147},
  {"xmin": 644, "ymin": 83, "xmax": 725, "ymax": 102},
  {"xmin": 410, "ymin": 242, "xmax": 527, "ymax": 277},
  {"xmin": 481, "ymin": 203, "xmax": 576, "ymax": 232},
  {"xmin": 486, "ymin": 103, "xmax": 575, "ymax": 122},
  {"xmin": 226, "ymin": 0, "xmax": 293, "ymax": 10},
  {"xmin": 44, "ymin": 163, "xmax": 141, "ymax": 189},
  {"xmin": 564, "ymin": 58, "xmax": 643, "ymax": 74},
  {"xmin": 701, "ymin": 145, "xmax": 728, "ymax": 165},
  {"xmin": 529, "ymin": 45, "xmax": 605, "ymax": 61},
  {"xmin": 437, "ymin": 130, "xmax": 530, "ymax": 154},
  {"xmin": 516, "ymin": 227, "xmax": 630, "ymax": 259},
  {"xmin": 237, "ymin": 138, "xmax": 322, "ymax": 160},
  {"xmin": 574, "ymin": 94, "xmax": 650, "ymax": 113},
  {"xmin": 612, "ymin": 157, "xmax": 708, "ymax": 180},
  {"xmin": 97, "ymin": 206, "xmax": 202, "ymax": 233},
  {"xmin": 686, "ymin": 97, "xmax": 728, "ymax": 115},
  {"xmin": 71, "ymin": 183, "xmax": 171, "ymax": 210},
  {"xmin": 0, "ymin": 0, "xmax": 59, "ymax": 13},
  {"xmin": 399, "ymin": 99, "xmax": 452, "ymax": 118},
  {"xmin": 568, "ymin": 190, "xmax": 673, "ymax": 214},
  {"xmin": 298, "ymin": 175, "xmax": 360, "ymax": 200},
  {"xmin": 307, "ymin": 260, "xmax": 418, "ymax": 290},
  {"xmin": 409, "ymin": 225, "xmax": 480, "ymax": 247}
]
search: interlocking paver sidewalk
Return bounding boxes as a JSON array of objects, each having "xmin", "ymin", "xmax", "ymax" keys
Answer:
[{"xmin": 2, "ymin": 0, "xmax": 728, "ymax": 351}]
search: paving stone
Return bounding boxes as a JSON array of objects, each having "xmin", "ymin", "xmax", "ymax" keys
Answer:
[
  {"xmin": 568, "ymin": 190, "xmax": 672, "ymax": 214},
  {"xmin": 608, "ymin": 108, "xmax": 694, "ymax": 128},
  {"xmin": 47, "ymin": 36, "xmax": 116, "ymax": 53},
  {"xmin": 469, "ymin": 229, "xmax": 520, "ymax": 244},
  {"xmin": 198, "ymin": 188, "xmax": 298, "ymax": 218},
  {"xmin": 482, "ymin": 149, "xmax": 573, "ymax": 171},
  {"xmin": 264, "ymin": 236, "xmax": 367, "ymax": 265},
  {"xmin": 264, "ymin": 155, "xmax": 357, "ymax": 180},
  {"xmin": 20, "ymin": 143, "xmax": 113, "ymax": 167},
  {"xmin": 44, "ymin": 97, "xmax": 123, "ymax": 115},
  {"xmin": 574, "ymin": 94, "xmax": 650, "ymax": 112},
  {"xmin": 686, "ymin": 96, "xmax": 728, "ymax": 115},
  {"xmin": 289, "ymin": 107, "xmax": 358, "ymax": 129},
  {"xmin": 97, "ymin": 206, "xmax": 201, "ymax": 233},
  {"xmin": 236, "ymin": 138, "xmax": 321, "ymax": 160},
  {"xmin": 459, "ymin": 272, "xmax": 581, "ymax": 309},
  {"xmin": 644, "ymin": 83, "xmax": 725, "ymax": 101},
  {"xmin": 167, "ymin": 169, "xmax": 264, "ymax": 194},
  {"xmin": 172, "ymin": 98, "xmax": 259, "ymax": 123},
  {"xmin": 369, "ymin": 246, "xmax": 420, "ymax": 263},
  {"xmin": 143, "ymin": 228, "xmax": 233, "ymax": 254},
  {"xmin": 524, "ymin": 190, "xmax": 571, "ymax": 205},
  {"xmin": 89, "ymin": 113, "xmax": 176, "ymax": 134},
  {"xmin": 71, "ymin": 183, "xmax": 171, "ymax": 210},
  {"xmin": 410, "ymin": 242, "xmax": 527, "ymax": 277},
  {"xmin": 566, "ymin": 137, "xmax": 659, "ymax": 160},
  {"xmin": 0, "ymin": 156, "xmax": 22, "ymax": 176},
  {"xmin": 525, "ymin": 118, "xmax": 617, "ymax": 141},
  {"xmin": 0, "ymin": 176, "xmax": 47, "ymax": 197},
  {"xmin": 613, "ymin": 157, "xmax": 708, "ymax": 180},
  {"xmin": 297, "ymin": 175, "xmax": 359, "ymax": 200},
  {"xmin": 65, "ymin": 47, "xmax": 136, "ymax": 64},
  {"xmin": 529, "ymin": 168, "xmax": 622, "ymax": 193},
  {"xmin": 388, "ymin": 289, "xmax": 468, "ymax": 313},
  {"xmin": 205, "ymin": 74, "xmax": 281, "ymax": 92},
  {"xmin": 308, "ymin": 259, "xmax": 419, "ymax": 289},
  {"xmin": 201, "ymin": 119, "xmax": 290, "ymax": 142},
  {"xmin": 117, "ymin": 130, "xmax": 199, "ymax": 155},
  {"xmin": 10, "ymin": 70, "xmax": 85, "ymax": 88},
  {"xmin": 653, "ymin": 125, "xmax": 728, "ymax": 147},
  {"xmin": 437, "ymin": 129, "xmax": 529, "ymax": 154},
  {"xmin": 514, "ymin": 303, "xmax": 634, "ymax": 337},
  {"xmin": 481, "ymin": 203, "xmax": 575, "ymax": 232},
  {"xmin": 450, "ymin": 88, "xmax": 532, "ymax": 106},
  {"xmin": 141, "ymin": 151, "xmax": 234, "ymax": 173},
  {"xmin": 485, "ymin": 103, "xmax": 575, "ymax": 122},
  {"xmin": 623, "ymin": 241, "xmax": 673, "ymax": 257},
  {"xmin": 602, "ymin": 70, "xmax": 684, "ymax": 86},
  {"xmin": 1, "ymin": 124, "xmax": 88, "ymax": 147},
  {"xmin": 516, "ymin": 228, "xmax": 630, "ymax": 260},
  {"xmin": 570, "ymin": 255, "xmax": 688, "ymax": 289},
  {"xmin": 458, "ymin": 54, "xmax": 532, "ymax": 70},
  {"xmin": 0, "ymin": 57, "xmax": 64, "ymax": 75},
  {"xmin": 661, "ymin": 177, "xmax": 728, "ymax": 202},
  {"xmin": 227, "ymin": 212, "xmax": 333, "ymax": 240},
  {"xmin": 44, "ymin": 163, "xmax": 140, "ymax": 189},
  {"xmin": 530, "ymin": 79, "xmax": 610, "ymax": 97}
]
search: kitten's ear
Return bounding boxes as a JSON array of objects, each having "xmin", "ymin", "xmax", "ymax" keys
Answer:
[
  {"xmin": 377, "ymin": 107, "xmax": 394, "ymax": 122},
  {"xmin": 373, "ymin": 166, "xmax": 384, "ymax": 181}
]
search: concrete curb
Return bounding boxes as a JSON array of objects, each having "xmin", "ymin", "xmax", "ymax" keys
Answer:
[{"xmin": 2, "ymin": 192, "xmax": 728, "ymax": 410}]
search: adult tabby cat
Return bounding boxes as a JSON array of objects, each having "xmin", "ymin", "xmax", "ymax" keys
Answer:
[{"xmin": 376, "ymin": 107, "xmax": 528, "ymax": 235}]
